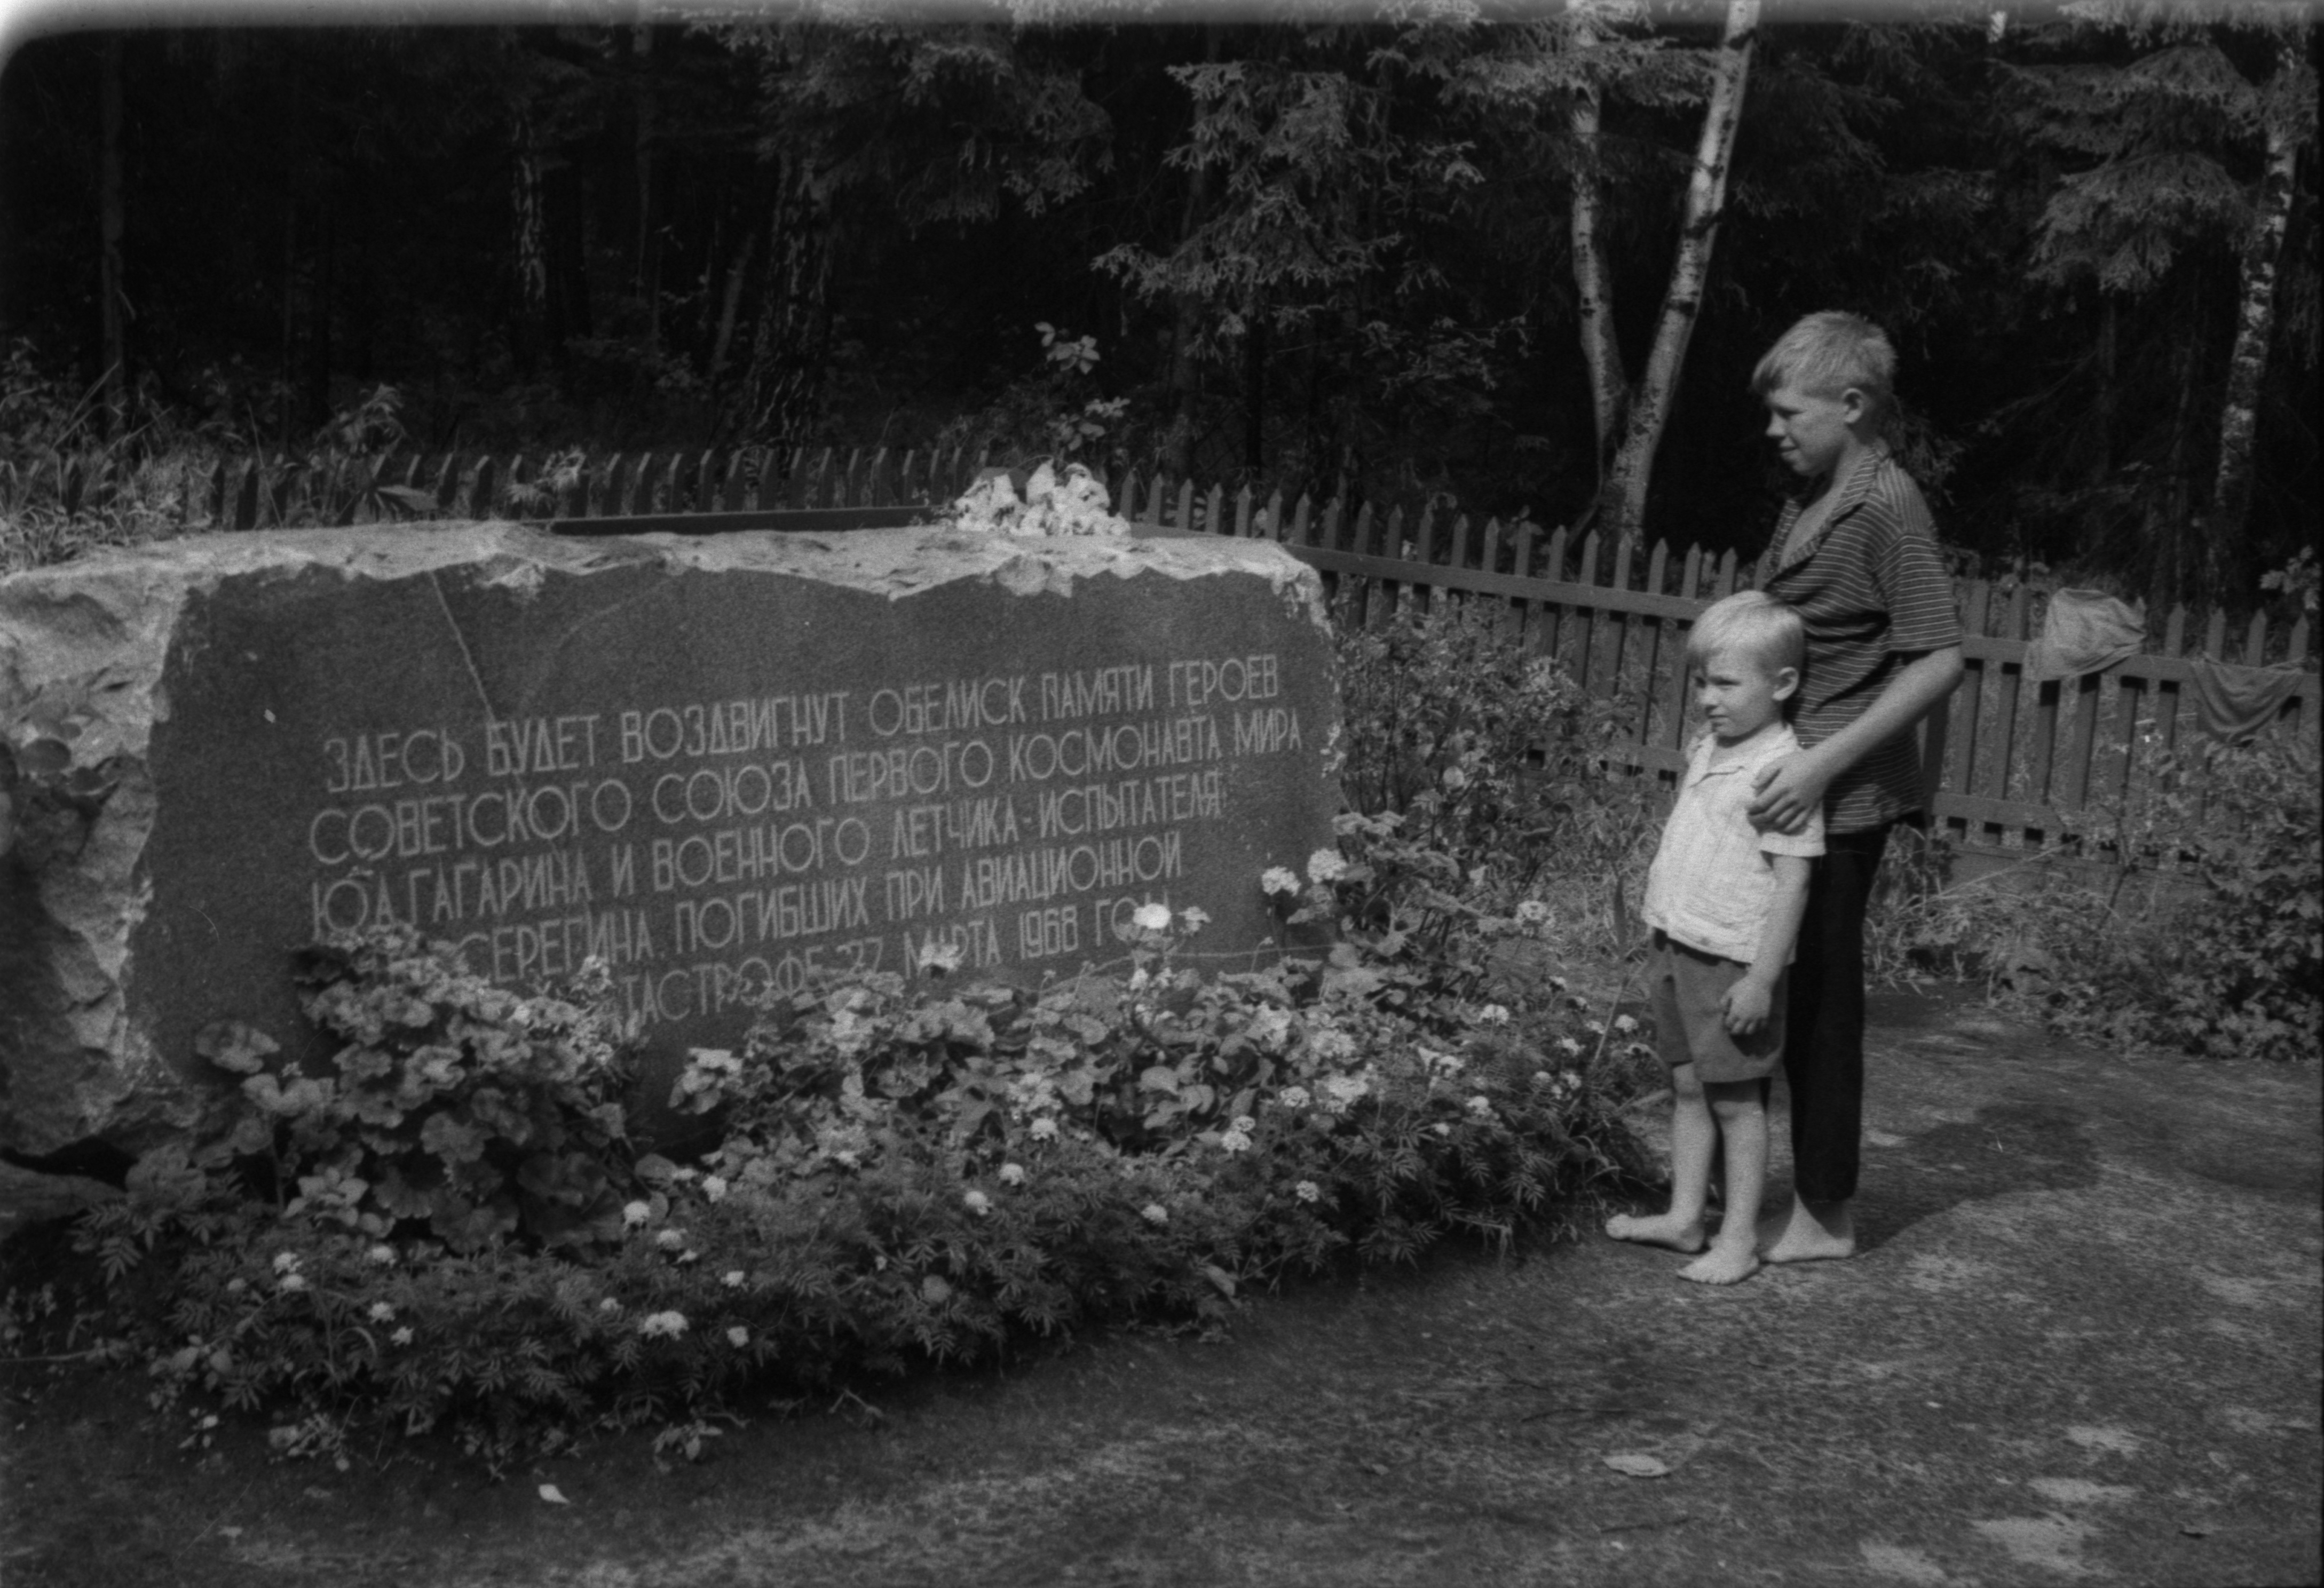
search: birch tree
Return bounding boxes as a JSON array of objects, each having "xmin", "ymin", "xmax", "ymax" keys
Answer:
[
  {"xmin": 2206, "ymin": 34, "xmax": 2314, "ymax": 561},
  {"xmin": 1594, "ymin": 0, "xmax": 1758, "ymax": 541}
]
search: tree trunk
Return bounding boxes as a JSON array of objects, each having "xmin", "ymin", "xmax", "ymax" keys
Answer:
[
  {"xmin": 1243, "ymin": 292, "xmax": 1266, "ymax": 473},
  {"xmin": 1163, "ymin": 25, "xmax": 1223, "ymax": 481},
  {"xmin": 2204, "ymin": 42, "xmax": 2303, "ymax": 577},
  {"xmin": 1600, "ymin": 0, "xmax": 1758, "ymax": 543},
  {"xmin": 741, "ymin": 152, "xmax": 834, "ymax": 450},
  {"xmin": 634, "ymin": 22, "xmax": 660, "ymax": 337},
  {"xmin": 511, "ymin": 97, "xmax": 548, "ymax": 375},
  {"xmin": 98, "ymin": 33, "xmax": 127, "ymax": 438},
  {"xmin": 2089, "ymin": 294, "xmax": 2116, "ymax": 485},
  {"xmin": 1567, "ymin": 3, "xmax": 1626, "ymax": 481}
]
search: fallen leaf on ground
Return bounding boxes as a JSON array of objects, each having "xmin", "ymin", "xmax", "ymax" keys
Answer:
[
  {"xmin": 1604, "ymin": 1452, "xmax": 1671, "ymax": 1478},
  {"xmin": 538, "ymin": 1484, "xmax": 570, "ymax": 1505}
]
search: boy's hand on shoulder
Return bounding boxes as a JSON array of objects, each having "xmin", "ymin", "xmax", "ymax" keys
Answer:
[
  {"xmin": 1721, "ymin": 975, "xmax": 1775, "ymax": 1036},
  {"xmin": 1749, "ymin": 751, "xmax": 1827, "ymax": 836}
]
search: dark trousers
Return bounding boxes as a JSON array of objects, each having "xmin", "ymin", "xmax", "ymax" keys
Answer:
[{"xmin": 1778, "ymin": 824, "xmax": 1892, "ymax": 1205}]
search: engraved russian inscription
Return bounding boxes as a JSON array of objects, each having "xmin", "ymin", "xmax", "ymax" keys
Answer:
[{"xmin": 294, "ymin": 648, "xmax": 1307, "ymax": 1030}]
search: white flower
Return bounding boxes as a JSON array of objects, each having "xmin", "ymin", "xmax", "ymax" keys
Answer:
[
  {"xmin": 1128, "ymin": 966, "xmax": 1151, "ymax": 991},
  {"xmin": 1306, "ymin": 848, "xmax": 1348, "ymax": 884},
  {"xmin": 599, "ymin": 1297, "xmax": 621, "ymax": 1314},
  {"xmin": 999, "ymin": 1163, "xmax": 1027, "ymax": 1187},
  {"xmin": 1432, "ymin": 1122, "xmax": 1453, "ymax": 1137},
  {"xmin": 1467, "ymin": 1095, "xmax": 1495, "ymax": 1117},
  {"xmin": 1560, "ymin": 1069, "xmax": 1581, "ymax": 1090},
  {"xmin": 723, "ymin": 1269, "xmax": 746, "ymax": 1289},
  {"xmin": 1218, "ymin": 1129, "xmax": 1252, "ymax": 1155},
  {"xmin": 367, "ymin": 1302, "xmax": 396, "ymax": 1323},
  {"xmin": 271, "ymin": 1251, "xmax": 301, "ymax": 1275},
  {"xmin": 1514, "ymin": 900, "xmax": 1552, "ymax": 927},
  {"xmin": 964, "ymin": 1189, "xmax": 993, "ymax": 1216},
  {"xmin": 278, "ymin": 1273, "xmax": 309, "ymax": 1293},
  {"xmin": 1132, "ymin": 902, "xmax": 1173, "ymax": 932},
  {"xmin": 366, "ymin": 1244, "xmax": 397, "ymax": 1265},
  {"xmin": 1178, "ymin": 906, "xmax": 1211, "ymax": 931},
  {"xmin": 1441, "ymin": 766, "xmax": 1469, "ymax": 790},
  {"xmin": 1277, "ymin": 1085, "xmax": 1311, "ymax": 1110},
  {"xmin": 637, "ymin": 1311, "xmax": 689, "ymax": 1339},
  {"xmin": 1475, "ymin": 1004, "xmax": 1511, "ymax": 1026},
  {"xmin": 915, "ymin": 938, "xmax": 966, "ymax": 975},
  {"xmin": 1232, "ymin": 1115, "xmax": 1258, "ymax": 1135},
  {"xmin": 1531, "ymin": 1070, "xmax": 1552, "ymax": 1087},
  {"xmin": 655, "ymin": 1228, "xmax": 685, "ymax": 1251},
  {"xmin": 390, "ymin": 1327, "xmax": 414, "ymax": 1346},
  {"xmin": 225, "ymin": 1278, "xmax": 248, "ymax": 1296},
  {"xmin": 622, "ymin": 1200, "xmax": 652, "ymax": 1228},
  {"xmin": 1030, "ymin": 1116, "xmax": 1060, "ymax": 1140},
  {"xmin": 701, "ymin": 1176, "xmax": 729, "ymax": 1203},
  {"xmin": 1557, "ymin": 1036, "xmax": 1584, "ymax": 1056},
  {"xmin": 1140, "ymin": 1203, "xmax": 1170, "ymax": 1226},
  {"xmin": 727, "ymin": 1327, "xmax": 750, "ymax": 1348},
  {"xmin": 1321, "ymin": 1074, "xmax": 1369, "ymax": 1112},
  {"xmin": 1308, "ymin": 1028, "xmax": 1356, "ymax": 1062},
  {"xmin": 1294, "ymin": 1180, "xmax": 1322, "ymax": 1203},
  {"xmin": 833, "ymin": 1149, "xmax": 861, "ymax": 1170},
  {"xmin": 1261, "ymin": 866, "xmax": 1301, "ymax": 898},
  {"xmin": 1421, "ymin": 1048, "xmax": 1465, "ymax": 1078},
  {"xmin": 1614, "ymin": 1014, "xmax": 1639, "ymax": 1035}
]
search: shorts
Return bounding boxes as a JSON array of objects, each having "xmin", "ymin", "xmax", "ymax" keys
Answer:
[{"xmin": 1646, "ymin": 930, "xmax": 1784, "ymax": 1085}]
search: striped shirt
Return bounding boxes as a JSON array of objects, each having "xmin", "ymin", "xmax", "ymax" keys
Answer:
[{"xmin": 1761, "ymin": 446, "xmax": 1962, "ymax": 835}]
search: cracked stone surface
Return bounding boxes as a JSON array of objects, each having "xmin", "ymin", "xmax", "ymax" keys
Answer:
[{"xmin": 0, "ymin": 521, "xmax": 1340, "ymax": 1157}]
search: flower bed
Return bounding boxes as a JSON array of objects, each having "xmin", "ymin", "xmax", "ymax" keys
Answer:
[{"xmin": 59, "ymin": 814, "xmax": 1654, "ymax": 1471}]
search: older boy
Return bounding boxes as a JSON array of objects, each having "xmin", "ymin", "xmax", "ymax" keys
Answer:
[
  {"xmin": 1608, "ymin": 592, "xmax": 1822, "ymax": 1285},
  {"xmin": 1745, "ymin": 312, "xmax": 1964, "ymax": 1263}
]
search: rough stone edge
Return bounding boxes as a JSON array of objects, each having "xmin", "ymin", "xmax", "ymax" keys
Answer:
[{"xmin": 0, "ymin": 522, "xmax": 1337, "ymax": 1158}]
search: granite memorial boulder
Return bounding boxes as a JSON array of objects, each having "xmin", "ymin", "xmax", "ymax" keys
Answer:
[{"xmin": 0, "ymin": 521, "xmax": 1342, "ymax": 1157}]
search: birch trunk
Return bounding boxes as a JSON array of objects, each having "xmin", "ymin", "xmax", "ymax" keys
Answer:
[
  {"xmin": 2204, "ymin": 41, "xmax": 2304, "ymax": 577},
  {"xmin": 1568, "ymin": 3, "xmax": 1626, "ymax": 482},
  {"xmin": 1601, "ymin": 0, "xmax": 1758, "ymax": 542}
]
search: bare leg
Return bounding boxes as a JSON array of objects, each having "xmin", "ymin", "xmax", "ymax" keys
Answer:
[
  {"xmin": 1681, "ymin": 1082, "xmax": 1766, "ymax": 1285},
  {"xmin": 1757, "ymin": 1194, "xmax": 1856, "ymax": 1263},
  {"xmin": 1607, "ymin": 1064, "xmax": 1710, "ymax": 1253}
]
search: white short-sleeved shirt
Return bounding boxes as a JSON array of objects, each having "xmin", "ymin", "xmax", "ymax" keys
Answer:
[{"xmin": 1640, "ymin": 726, "xmax": 1826, "ymax": 964}]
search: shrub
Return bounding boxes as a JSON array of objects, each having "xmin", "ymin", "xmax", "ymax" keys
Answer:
[
  {"xmin": 1867, "ymin": 731, "xmax": 2320, "ymax": 1063},
  {"xmin": 66, "ymin": 824, "xmax": 1656, "ymax": 1471},
  {"xmin": 1332, "ymin": 593, "xmax": 1665, "ymax": 957}
]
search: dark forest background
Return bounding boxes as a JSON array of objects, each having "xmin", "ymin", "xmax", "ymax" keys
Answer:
[{"xmin": 1, "ymin": 2, "xmax": 2315, "ymax": 620}]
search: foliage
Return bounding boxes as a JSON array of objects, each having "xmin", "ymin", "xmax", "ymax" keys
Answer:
[
  {"xmin": 64, "ymin": 822, "xmax": 1656, "ymax": 1468},
  {"xmin": 1867, "ymin": 729, "xmax": 2321, "ymax": 1063},
  {"xmin": 1333, "ymin": 592, "xmax": 1665, "ymax": 956}
]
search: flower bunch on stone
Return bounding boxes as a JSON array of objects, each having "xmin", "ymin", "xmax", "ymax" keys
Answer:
[{"xmin": 949, "ymin": 462, "xmax": 1132, "ymax": 538}]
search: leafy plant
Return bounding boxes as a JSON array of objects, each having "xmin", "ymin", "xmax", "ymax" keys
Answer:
[
  {"xmin": 63, "ymin": 822, "xmax": 1655, "ymax": 1470},
  {"xmin": 1865, "ymin": 729, "xmax": 2320, "ymax": 1062}
]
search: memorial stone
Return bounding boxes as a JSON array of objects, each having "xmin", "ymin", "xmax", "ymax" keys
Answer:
[{"xmin": 0, "ymin": 521, "xmax": 1342, "ymax": 1156}]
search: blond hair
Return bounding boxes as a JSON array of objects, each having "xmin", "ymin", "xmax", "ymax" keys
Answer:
[
  {"xmin": 1686, "ymin": 590, "xmax": 1805, "ymax": 677},
  {"xmin": 1750, "ymin": 311, "xmax": 1896, "ymax": 428}
]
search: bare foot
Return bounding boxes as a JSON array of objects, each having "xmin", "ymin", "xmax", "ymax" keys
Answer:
[
  {"xmin": 1679, "ymin": 1241, "xmax": 1762, "ymax": 1285},
  {"xmin": 1757, "ymin": 1198, "xmax": 1856, "ymax": 1264},
  {"xmin": 1604, "ymin": 1211, "xmax": 1706, "ymax": 1253}
]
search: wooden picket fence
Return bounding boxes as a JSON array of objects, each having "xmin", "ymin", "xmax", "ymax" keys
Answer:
[{"xmin": 11, "ymin": 442, "xmax": 2314, "ymax": 876}]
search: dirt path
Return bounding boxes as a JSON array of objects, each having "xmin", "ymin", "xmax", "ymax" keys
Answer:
[{"xmin": 5, "ymin": 988, "xmax": 2318, "ymax": 1587}]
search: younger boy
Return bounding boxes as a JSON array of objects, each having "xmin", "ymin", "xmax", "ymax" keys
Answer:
[{"xmin": 1607, "ymin": 591, "xmax": 1823, "ymax": 1285}]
